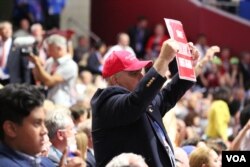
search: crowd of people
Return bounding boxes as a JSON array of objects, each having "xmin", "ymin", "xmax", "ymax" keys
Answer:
[
  {"xmin": 200, "ymin": 0, "xmax": 241, "ymax": 15},
  {"xmin": 0, "ymin": 9, "xmax": 250, "ymax": 167},
  {"xmin": 12, "ymin": 0, "xmax": 67, "ymax": 30}
]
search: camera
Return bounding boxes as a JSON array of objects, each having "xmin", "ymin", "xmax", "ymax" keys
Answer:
[
  {"xmin": 14, "ymin": 36, "xmax": 39, "ymax": 56},
  {"xmin": 20, "ymin": 45, "xmax": 39, "ymax": 56}
]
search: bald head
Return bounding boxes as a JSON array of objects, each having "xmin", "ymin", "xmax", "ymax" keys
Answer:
[
  {"xmin": 0, "ymin": 21, "xmax": 12, "ymax": 40},
  {"xmin": 117, "ymin": 32, "xmax": 130, "ymax": 47},
  {"xmin": 31, "ymin": 23, "xmax": 44, "ymax": 42},
  {"xmin": 106, "ymin": 153, "xmax": 148, "ymax": 167},
  {"xmin": 175, "ymin": 147, "xmax": 190, "ymax": 167}
]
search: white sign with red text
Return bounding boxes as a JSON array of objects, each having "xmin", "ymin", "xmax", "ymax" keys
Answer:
[{"xmin": 164, "ymin": 18, "xmax": 196, "ymax": 82}]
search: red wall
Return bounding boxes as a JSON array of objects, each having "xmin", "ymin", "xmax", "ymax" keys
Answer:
[{"xmin": 91, "ymin": 0, "xmax": 250, "ymax": 55}]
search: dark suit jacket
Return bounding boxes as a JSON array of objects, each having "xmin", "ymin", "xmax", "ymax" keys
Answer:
[
  {"xmin": 6, "ymin": 42, "xmax": 32, "ymax": 84},
  {"xmin": 128, "ymin": 26, "xmax": 150, "ymax": 59},
  {"xmin": 91, "ymin": 68, "xmax": 194, "ymax": 167},
  {"xmin": 87, "ymin": 51, "xmax": 102, "ymax": 75},
  {"xmin": 0, "ymin": 143, "xmax": 55, "ymax": 167},
  {"xmin": 86, "ymin": 149, "xmax": 96, "ymax": 167},
  {"xmin": 238, "ymin": 62, "xmax": 250, "ymax": 90}
]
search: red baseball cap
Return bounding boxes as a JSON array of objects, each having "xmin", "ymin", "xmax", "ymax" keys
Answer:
[{"xmin": 102, "ymin": 51, "xmax": 152, "ymax": 78}]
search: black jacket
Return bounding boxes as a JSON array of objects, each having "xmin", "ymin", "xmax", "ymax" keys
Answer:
[{"xmin": 91, "ymin": 68, "xmax": 194, "ymax": 167}]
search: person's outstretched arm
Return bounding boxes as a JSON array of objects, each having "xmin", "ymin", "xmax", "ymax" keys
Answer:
[{"xmin": 230, "ymin": 120, "xmax": 250, "ymax": 150}]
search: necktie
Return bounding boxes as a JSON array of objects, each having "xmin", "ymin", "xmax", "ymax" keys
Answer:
[
  {"xmin": 136, "ymin": 29, "xmax": 144, "ymax": 52},
  {"xmin": 153, "ymin": 121, "xmax": 176, "ymax": 167},
  {"xmin": 146, "ymin": 113, "xmax": 176, "ymax": 167},
  {"xmin": 0, "ymin": 42, "xmax": 6, "ymax": 68},
  {"xmin": 50, "ymin": 61, "xmax": 58, "ymax": 75}
]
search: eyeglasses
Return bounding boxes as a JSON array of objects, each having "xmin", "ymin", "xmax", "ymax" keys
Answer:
[
  {"xmin": 58, "ymin": 126, "xmax": 77, "ymax": 135},
  {"xmin": 175, "ymin": 158, "xmax": 183, "ymax": 164}
]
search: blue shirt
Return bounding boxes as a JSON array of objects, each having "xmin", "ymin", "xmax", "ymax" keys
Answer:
[
  {"xmin": 47, "ymin": 0, "xmax": 67, "ymax": 15},
  {"xmin": 15, "ymin": 151, "xmax": 42, "ymax": 167}
]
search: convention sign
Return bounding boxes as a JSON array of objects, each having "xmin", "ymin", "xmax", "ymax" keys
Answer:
[{"xmin": 164, "ymin": 18, "xmax": 196, "ymax": 82}]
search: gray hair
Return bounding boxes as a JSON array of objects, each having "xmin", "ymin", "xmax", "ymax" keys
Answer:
[
  {"xmin": 0, "ymin": 21, "xmax": 12, "ymax": 30},
  {"xmin": 106, "ymin": 153, "xmax": 148, "ymax": 167},
  {"xmin": 45, "ymin": 107, "xmax": 72, "ymax": 139},
  {"xmin": 46, "ymin": 34, "xmax": 67, "ymax": 48},
  {"xmin": 30, "ymin": 23, "xmax": 42, "ymax": 33},
  {"xmin": 105, "ymin": 72, "xmax": 123, "ymax": 86}
]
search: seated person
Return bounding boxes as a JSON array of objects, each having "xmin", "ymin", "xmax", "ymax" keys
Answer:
[
  {"xmin": 189, "ymin": 146, "xmax": 221, "ymax": 167},
  {"xmin": 0, "ymin": 84, "xmax": 86, "ymax": 167},
  {"xmin": 45, "ymin": 107, "xmax": 85, "ymax": 167},
  {"xmin": 106, "ymin": 153, "xmax": 148, "ymax": 167},
  {"xmin": 0, "ymin": 84, "xmax": 54, "ymax": 167}
]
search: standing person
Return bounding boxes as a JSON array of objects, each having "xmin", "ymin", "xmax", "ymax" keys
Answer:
[
  {"xmin": 128, "ymin": 16, "xmax": 151, "ymax": 60},
  {"xmin": 87, "ymin": 41, "xmax": 106, "ymax": 75},
  {"xmin": 0, "ymin": 84, "xmax": 54, "ymax": 167},
  {"xmin": 91, "ymin": 38, "xmax": 220, "ymax": 167},
  {"xmin": 45, "ymin": 0, "xmax": 67, "ymax": 30},
  {"xmin": 206, "ymin": 86, "xmax": 231, "ymax": 142},
  {"xmin": 238, "ymin": 51, "xmax": 250, "ymax": 90},
  {"xmin": 30, "ymin": 23, "xmax": 47, "ymax": 64},
  {"xmin": 29, "ymin": 23, "xmax": 47, "ymax": 85},
  {"xmin": 28, "ymin": 0, "xmax": 45, "ymax": 25},
  {"xmin": 12, "ymin": 0, "xmax": 30, "ymax": 27},
  {"xmin": 103, "ymin": 33, "xmax": 135, "ymax": 61},
  {"xmin": 195, "ymin": 33, "xmax": 209, "ymax": 59},
  {"xmin": 73, "ymin": 35, "xmax": 90, "ymax": 65},
  {"xmin": 145, "ymin": 23, "xmax": 169, "ymax": 61},
  {"xmin": 29, "ymin": 34, "xmax": 78, "ymax": 107},
  {"xmin": 0, "ymin": 21, "xmax": 32, "ymax": 85},
  {"xmin": 13, "ymin": 18, "xmax": 31, "ymax": 38}
]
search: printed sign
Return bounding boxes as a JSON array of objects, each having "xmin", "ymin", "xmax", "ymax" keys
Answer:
[{"xmin": 164, "ymin": 18, "xmax": 196, "ymax": 82}]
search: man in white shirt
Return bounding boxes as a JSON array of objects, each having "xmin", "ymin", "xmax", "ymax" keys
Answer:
[
  {"xmin": 103, "ymin": 32, "xmax": 136, "ymax": 61},
  {"xmin": 0, "ymin": 21, "xmax": 31, "ymax": 85},
  {"xmin": 30, "ymin": 34, "xmax": 78, "ymax": 107}
]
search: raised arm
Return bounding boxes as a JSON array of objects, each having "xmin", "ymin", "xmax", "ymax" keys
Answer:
[
  {"xmin": 230, "ymin": 119, "xmax": 250, "ymax": 150},
  {"xmin": 195, "ymin": 46, "xmax": 220, "ymax": 76}
]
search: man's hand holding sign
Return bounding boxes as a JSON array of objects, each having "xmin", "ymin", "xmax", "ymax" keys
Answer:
[{"xmin": 164, "ymin": 18, "xmax": 220, "ymax": 81}]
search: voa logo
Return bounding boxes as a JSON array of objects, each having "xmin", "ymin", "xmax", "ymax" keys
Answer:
[{"xmin": 226, "ymin": 155, "xmax": 246, "ymax": 162}]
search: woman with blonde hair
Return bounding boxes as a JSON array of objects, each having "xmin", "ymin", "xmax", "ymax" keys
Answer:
[
  {"xmin": 75, "ymin": 131, "xmax": 88, "ymax": 160},
  {"xmin": 189, "ymin": 146, "xmax": 221, "ymax": 167}
]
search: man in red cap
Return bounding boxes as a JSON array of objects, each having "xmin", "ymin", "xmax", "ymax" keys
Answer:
[{"xmin": 91, "ymin": 39, "xmax": 219, "ymax": 167}]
